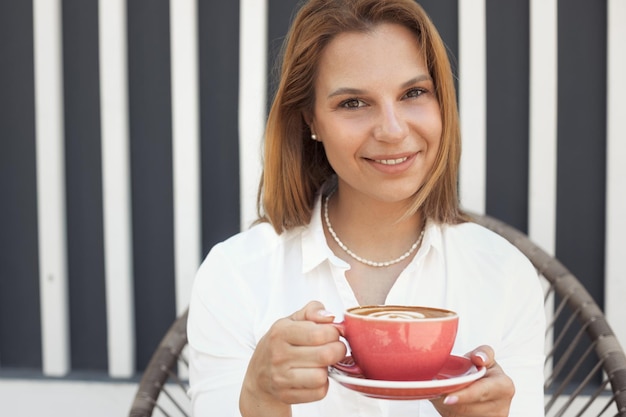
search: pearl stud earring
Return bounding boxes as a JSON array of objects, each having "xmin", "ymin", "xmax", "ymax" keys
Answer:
[{"xmin": 311, "ymin": 133, "xmax": 318, "ymax": 141}]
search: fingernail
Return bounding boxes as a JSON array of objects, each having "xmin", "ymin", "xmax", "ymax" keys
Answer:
[
  {"xmin": 443, "ymin": 395, "xmax": 458, "ymax": 405},
  {"xmin": 318, "ymin": 309, "xmax": 335, "ymax": 318},
  {"xmin": 475, "ymin": 351, "xmax": 488, "ymax": 363}
]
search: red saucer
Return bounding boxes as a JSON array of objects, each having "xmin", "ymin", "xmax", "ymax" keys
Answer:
[{"xmin": 329, "ymin": 355, "xmax": 485, "ymax": 400}]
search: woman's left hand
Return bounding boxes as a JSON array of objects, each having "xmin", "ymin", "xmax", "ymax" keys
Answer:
[{"xmin": 430, "ymin": 345, "xmax": 515, "ymax": 417}]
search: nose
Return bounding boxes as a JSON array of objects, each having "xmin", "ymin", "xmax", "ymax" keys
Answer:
[{"xmin": 373, "ymin": 103, "xmax": 408, "ymax": 142}]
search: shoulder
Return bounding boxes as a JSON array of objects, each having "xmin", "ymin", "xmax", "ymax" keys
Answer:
[
  {"xmin": 204, "ymin": 222, "xmax": 302, "ymax": 268},
  {"xmin": 440, "ymin": 221, "xmax": 526, "ymax": 260},
  {"xmin": 191, "ymin": 222, "xmax": 305, "ymax": 306},
  {"xmin": 435, "ymin": 220, "xmax": 538, "ymax": 287},
  {"xmin": 436, "ymin": 220, "xmax": 544, "ymax": 323}
]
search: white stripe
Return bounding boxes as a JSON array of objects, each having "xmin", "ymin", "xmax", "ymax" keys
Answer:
[
  {"xmin": 528, "ymin": 0, "xmax": 558, "ymax": 255},
  {"xmin": 239, "ymin": 0, "xmax": 267, "ymax": 230},
  {"xmin": 458, "ymin": 0, "xmax": 487, "ymax": 214},
  {"xmin": 605, "ymin": 0, "xmax": 626, "ymax": 349},
  {"xmin": 528, "ymin": 0, "xmax": 558, "ymax": 375},
  {"xmin": 33, "ymin": 0, "xmax": 70, "ymax": 376},
  {"xmin": 170, "ymin": 0, "xmax": 201, "ymax": 315},
  {"xmin": 99, "ymin": 0, "xmax": 135, "ymax": 378}
]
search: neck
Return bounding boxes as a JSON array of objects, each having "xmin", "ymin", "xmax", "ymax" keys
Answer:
[
  {"xmin": 323, "ymin": 189, "xmax": 424, "ymax": 267},
  {"xmin": 330, "ymin": 188, "xmax": 422, "ymax": 232}
]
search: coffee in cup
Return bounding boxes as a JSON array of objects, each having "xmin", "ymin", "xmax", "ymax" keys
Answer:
[{"xmin": 333, "ymin": 305, "xmax": 458, "ymax": 381}]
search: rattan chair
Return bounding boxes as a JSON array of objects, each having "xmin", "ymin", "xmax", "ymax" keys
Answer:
[
  {"xmin": 129, "ymin": 309, "xmax": 190, "ymax": 417},
  {"xmin": 472, "ymin": 213, "xmax": 626, "ymax": 417},
  {"xmin": 128, "ymin": 213, "xmax": 626, "ymax": 417}
]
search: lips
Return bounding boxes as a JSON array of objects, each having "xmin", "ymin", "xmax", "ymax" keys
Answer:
[
  {"xmin": 364, "ymin": 152, "xmax": 419, "ymax": 174},
  {"xmin": 366, "ymin": 151, "xmax": 418, "ymax": 165},
  {"xmin": 374, "ymin": 156, "xmax": 409, "ymax": 165}
]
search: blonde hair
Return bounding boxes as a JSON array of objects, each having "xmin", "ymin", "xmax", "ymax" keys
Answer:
[{"xmin": 258, "ymin": 0, "xmax": 467, "ymax": 233}]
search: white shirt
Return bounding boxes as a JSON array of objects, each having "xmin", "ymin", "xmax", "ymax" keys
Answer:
[{"xmin": 188, "ymin": 196, "xmax": 545, "ymax": 416}]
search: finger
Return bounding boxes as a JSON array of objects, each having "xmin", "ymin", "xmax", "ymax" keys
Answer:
[
  {"xmin": 283, "ymin": 341, "xmax": 347, "ymax": 368},
  {"xmin": 290, "ymin": 301, "xmax": 336, "ymax": 324},
  {"xmin": 438, "ymin": 363, "xmax": 514, "ymax": 409},
  {"xmin": 275, "ymin": 379, "xmax": 331, "ymax": 405},
  {"xmin": 277, "ymin": 319, "xmax": 342, "ymax": 348},
  {"xmin": 434, "ymin": 396, "xmax": 504, "ymax": 417},
  {"xmin": 269, "ymin": 358, "xmax": 338, "ymax": 405},
  {"xmin": 283, "ymin": 365, "xmax": 332, "ymax": 390},
  {"xmin": 466, "ymin": 344, "xmax": 495, "ymax": 367},
  {"xmin": 265, "ymin": 332, "xmax": 346, "ymax": 369}
]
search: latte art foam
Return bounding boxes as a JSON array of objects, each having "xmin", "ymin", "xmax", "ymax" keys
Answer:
[
  {"xmin": 350, "ymin": 305, "xmax": 455, "ymax": 320},
  {"xmin": 368, "ymin": 310, "xmax": 426, "ymax": 320}
]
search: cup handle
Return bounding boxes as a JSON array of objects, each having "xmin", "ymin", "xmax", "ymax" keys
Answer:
[
  {"xmin": 332, "ymin": 355, "xmax": 364, "ymax": 376},
  {"xmin": 332, "ymin": 321, "xmax": 345, "ymax": 337},
  {"xmin": 330, "ymin": 321, "xmax": 364, "ymax": 376}
]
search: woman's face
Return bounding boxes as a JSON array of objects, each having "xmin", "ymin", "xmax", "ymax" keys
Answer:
[{"xmin": 309, "ymin": 23, "xmax": 442, "ymax": 205}]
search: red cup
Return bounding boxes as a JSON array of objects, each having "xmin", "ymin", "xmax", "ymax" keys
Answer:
[{"xmin": 333, "ymin": 305, "xmax": 458, "ymax": 381}]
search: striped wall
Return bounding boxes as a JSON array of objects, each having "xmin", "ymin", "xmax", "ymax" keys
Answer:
[{"xmin": 0, "ymin": 0, "xmax": 624, "ymax": 379}]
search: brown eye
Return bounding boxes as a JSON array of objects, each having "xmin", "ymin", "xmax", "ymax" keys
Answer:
[
  {"xmin": 340, "ymin": 98, "xmax": 365, "ymax": 109},
  {"xmin": 404, "ymin": 88, "xmax": 426, "ymax": 99}
]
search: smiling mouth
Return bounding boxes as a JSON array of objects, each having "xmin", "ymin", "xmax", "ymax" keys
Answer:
[{"xmin": 374, "ymin": 156, "xmax": 409, "ymax": 165}]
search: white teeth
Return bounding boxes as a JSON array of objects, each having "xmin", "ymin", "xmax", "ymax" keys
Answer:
[{"xmin": 376, "ymin": 157, "xmax": 408, "ymax": 165}]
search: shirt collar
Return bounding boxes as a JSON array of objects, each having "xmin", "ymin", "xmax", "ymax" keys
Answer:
[
  {"xmin": 421, "ymin": 217, "xmax": 443, "ymax": 255},
  {"xmin": 301, "ymin": 194, "xmax": 335, "ymax": 273}
]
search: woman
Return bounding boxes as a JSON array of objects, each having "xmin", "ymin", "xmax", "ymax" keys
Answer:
[{"xmin": 188, "ymin": 0, "xmax": 545, "ymax": 416}]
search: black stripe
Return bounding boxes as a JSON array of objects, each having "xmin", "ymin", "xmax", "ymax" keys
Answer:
[
  {"xmin": 556, "ymin": 0, "xmax": 607, "ymax": 385},
  {"xmin": 485, "ymin": 0, "xmax": 530, "ymax": 231},
  {"xmin": 267, "ymin": 0, "xmax": 299, "ymax": 113},
  {"xmin": 418, "ymin": 0, "xmax": 459, "ymax": 78},
  {"xmin": 0, "ymin": 0, "xmax": 42, "ymax": 369},
  {"xmin": 127, "ymin": 0, "xmax": 177, "ymax": 371},
  {"xmin": 198, "ymin": 0, "xmax": 241, "ymax": 255},
  {"xmin": 62, "ymin": 0, "xmax": 108, "ymax": 371},
  {"xmin": 556, "ymin": 1, "xmax": 607, "ymax": 303}
]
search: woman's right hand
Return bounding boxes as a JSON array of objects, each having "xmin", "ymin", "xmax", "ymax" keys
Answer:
[{"xmin": 239, "ymin": 301, "xmax": 347, "ymax": 417}]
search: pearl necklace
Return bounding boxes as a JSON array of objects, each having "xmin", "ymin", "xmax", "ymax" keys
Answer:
[{"xmin": 323, "ymin": 192, "xmax": 424, "ymax": 268}]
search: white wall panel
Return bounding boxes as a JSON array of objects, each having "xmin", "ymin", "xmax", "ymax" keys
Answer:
[
  {"xmin": 99, "ymin": 0, "xmax": 135, "ymax": 378},
  {"xmin": 33, "ymin": 0, "xmax": 70, "ymax": 377},
  {"xmin": 605, "ymin": 0, "xmax": 626, "ymax": 349},
  {"xmin": 170, "ymin": 0, "xmax": 201, "ymax": 316},
  {"xmin": 458, "ymin": 0, "xmax": 487, "ymax": 214},
  {"xmin": 238, "ymin": 0, "xmax": 267, "ymax": 230},
  {"xmin": 528, "ymin": 0, "xmax": 558, "ymax": 255}
]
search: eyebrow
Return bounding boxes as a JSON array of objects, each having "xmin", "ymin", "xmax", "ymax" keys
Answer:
[
  {"xmin": 327, "ymin": 87, "xmax": 365, "ymax": 99},
  {"xmin": 327, "ymin": 74, "xmax": 432, "ymax": 99}
]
